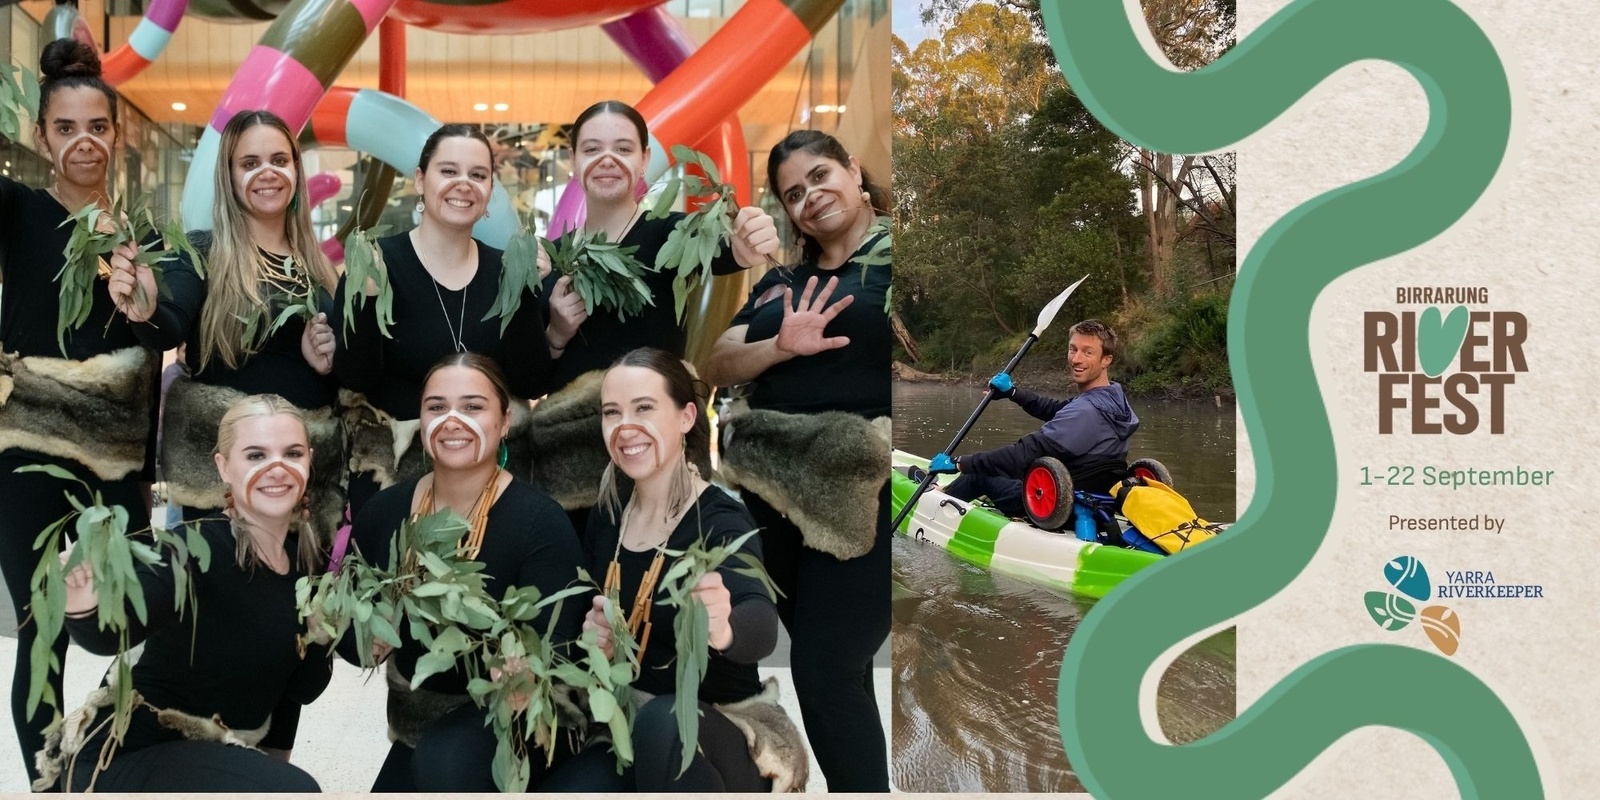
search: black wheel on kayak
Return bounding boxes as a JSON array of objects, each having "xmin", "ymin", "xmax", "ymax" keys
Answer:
[
  {"xmin": 1024, "ymin": 457, "xmax": 1074, "ymax": 531},
  {"xmin": 1129, "ymin": 457, "xmax": 1174, "ymax": 487}
]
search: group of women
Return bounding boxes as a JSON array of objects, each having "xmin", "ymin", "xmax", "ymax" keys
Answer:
[{"xmin": 0, "ymin": 38, "xmax": 892, "ymax": 792}]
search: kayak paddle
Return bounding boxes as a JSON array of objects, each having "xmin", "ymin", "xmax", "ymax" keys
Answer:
[{"xmin": 890, "ymin": 274, "xmax": 1090, "ymax": 533}]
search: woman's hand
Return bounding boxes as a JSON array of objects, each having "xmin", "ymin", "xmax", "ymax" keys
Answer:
[
  {"xmin": 775, "ymin": 275, "xmax": 854, "ymax": 358},
  {"xmin": 546, "ymin": 275, "xmax": 588, "ymax": 355},
  {"xmin": 537, "ymin": 239, "xmax": 553, "ymax": 280},
  {"xmin": 582, "ymin": 595, "xmax": 615, "ymax": 660},
  {"xmin": 61, "ymin": 549, "xmax": 98, "ymax": 618},
  {"xmin": 730, "ymin": 206, "xmax": 779, "ymax": 268},
  {"xmin": 106, "ymin": 242, "xmax": 158, "ymax": 323},
  {"xmin": 300, "ymin": 312, "xmax": 335, "ymax": 375},
  {"xmin": 692, "ymin": 571, "xmax": 734, "ymax": 651}
]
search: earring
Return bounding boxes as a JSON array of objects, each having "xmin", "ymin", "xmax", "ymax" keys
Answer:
[
  {"xmin": 497, "ymin": 440, "xmax": 509, "ymax": 470},
  {"xmin": 223, "ymin": 484, "xmax": 235, "ymax": 512},
  {"xmin": 860, "ymin": 186, "xmax": 870, "ymax": 205},
  {"xmin": 483, "ymin": 207, "xmax": 492, "ymax": 220},
  {"xmin": 299, "ymin": 492, "xmax": 312, "ymax": 523},
  {"xmin": 415, "ymin": 199, "xmax": 425, "ymax": 215}
]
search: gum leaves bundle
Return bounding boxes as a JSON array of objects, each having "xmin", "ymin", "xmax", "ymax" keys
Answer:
[
  {"xmin": 56, "ymin": 192, "xmax": 201, "ymax": 354},
  {"xmin": 482, "ymin": 214, "xmax": 543, "ymax": 336},
  {"xmin": 338, "ymin": 225, "xmax": 395, "ymax": 341},
  {"xmin": 0, "ymin": 64, "xmax": 39, "ymax": 144},
  {"xmin": 648, "ymin": 145, "xmax": 742, "ymax": 322},
  {"xmin": 20, "ymin": 464, "xmax": 211, "ymax": 786},
  {"xmin": 656, "ymin": 529, "xmax": 778, "ymax": 777},
  {"xmin": 543, "ymin": 227, "xmax": 655, "ymax": 321}
]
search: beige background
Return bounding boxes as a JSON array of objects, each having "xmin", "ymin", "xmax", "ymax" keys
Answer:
[{"xmin": 1229, "ymin": 0, "xmax": 1594, "ymax": 796}]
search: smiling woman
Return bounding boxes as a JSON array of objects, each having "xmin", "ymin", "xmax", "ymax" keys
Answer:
[
  {"xmin": 332, "ymin": 124, "xmax": 558, "ymax": 517},
  {"xmin": 0, "ymin": 39, "xmax": 163, "ymax": 786},
  {"xmin": 342, "ymin": 352, "xmax": 584, "ymax": 792}
]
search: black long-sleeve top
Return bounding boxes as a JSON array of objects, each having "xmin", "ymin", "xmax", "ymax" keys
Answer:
[
  {"xmin": 728, "ymin": 227, "xmax": 891, "ymax": 419},
  {"xmin": 331, "ymin": 233, "xmax": 552, "ymax": 418},
  {"xmin": 63, "ymin": 519, "xmax": 332, "ymax": 754},
  {"xmin": 345, "ymin": 476, "xmax": 586, "ymax": 695},
  {"xmin": 584, "ymin": 485, "xmax": 777, "ymax": 703},
  {"xmin": 131, "ymin": 233, "xmax": 338, "ymax": 410},
  {"xmin": 545, "ymin": 212, "xmax": 745, "ymax": 391},
  {"xmin": 0, "ymin": 177, "xmax": 161, "ymax": 476},
  {"xmin": 0, "ymin": 177, "xmax": 150, "ymax": 360}
]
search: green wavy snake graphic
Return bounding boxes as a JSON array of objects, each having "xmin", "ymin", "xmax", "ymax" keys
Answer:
[{"xmin": 1043, "ymin": 0, "xmax": 1542, "ymax": 797}]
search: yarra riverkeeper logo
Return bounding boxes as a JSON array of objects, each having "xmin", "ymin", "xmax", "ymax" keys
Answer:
[{"xmin": 1364, "ymin": 287, "xmax": 1528, "ymax": 434}]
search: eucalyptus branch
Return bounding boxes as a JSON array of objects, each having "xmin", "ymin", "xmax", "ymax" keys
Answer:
[
  {"xmin": 649, "ymin": 145, "xmax": 740, "ymax": 322},
  {"xmin": 0, "ymin": 64, "xmax": 40, "ymax": 144},
  {"xmin": 544, "ymin": 227, "xmax": 655, "ymax": 321},
  {"xmin": 656, "ymin": 529, "xmax": 777, "ymax": 777},
  {"xmin": 483, "ymin": 217, "xmax": 545, "ymax": 336},
  {"xmin": 18, "ymin": 464, "xmax": 212, "ymax": 767},
  {"xmin": 339, "ymin": 225, "xmax": 395, "ymax": 342},
  {"xmin": 56, "ymin": 191, "xmax": 200, "ymax": 354}
]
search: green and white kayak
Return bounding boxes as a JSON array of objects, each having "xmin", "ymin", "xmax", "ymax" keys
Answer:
[{"xmin": 890, "ymin": 450, "xmax": 1163, "ymax": 599}]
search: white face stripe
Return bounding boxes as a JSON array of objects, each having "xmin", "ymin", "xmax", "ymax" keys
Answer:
[
  {"xmin": 238, "ymin": 163, "xmax": 297, "ymax": 196},
  {"xmin": 425, "ymin": 410, "xmax": 488, "ymax": 463},
  {"xmin": 241, "ymin": 458, "xmax": 309, "ymax": 506},
  {"xmin": 431, "ymin": 175, "xmax": 489, "ymax": 204},
  {"xmin": 580, "ymin": 151, "xmax": 638, "ymax": 189},
  {"xmin": 604, "ymin": 419, "xmax": 667, "ymax": 471},
  {"xmin": 54, "ymin": 132, "xmax": 112, "ymax": 167}
]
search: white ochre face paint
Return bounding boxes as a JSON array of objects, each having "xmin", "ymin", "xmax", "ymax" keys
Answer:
[
  {"xmin": 580, "ymin": 150, "xmax": 639, "ymax": 192},
  {"xmin": 431, "ymin": 175, "xmax": 489, "ymax": 208},
  {"xmin": 241, "ymin": 458, "xmax": 309, "ymax": 507},
  {"xmin": 604, "ymin": 420, "xmax": 667, "ymax": 471},
  {"xmin": 54, "ymin": 132, "xmax": 112, "ymax": 168},
  {"xmin": 238, "ymin": 163, "xmax": 297, "ymax": 197},
  {"xmin": 425, "ymin": 410, "xmax": 488, "ymax": 463}
]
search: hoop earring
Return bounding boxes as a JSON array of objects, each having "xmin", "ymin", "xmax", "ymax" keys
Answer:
[
  {"xmin": 667, "ymin": 449, "xmax": 693, "ymax": 517},
  {"xmin": 483, "ymin": 206, "xmax": 491, "ymax": 220}
]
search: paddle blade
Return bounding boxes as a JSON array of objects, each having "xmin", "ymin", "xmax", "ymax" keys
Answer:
[{"xmin": 1031, "ymin": 275, "xmax": 1089, "ymax": 337}]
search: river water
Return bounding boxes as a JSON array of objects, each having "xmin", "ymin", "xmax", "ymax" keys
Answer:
[{"xmin": 892, "ymin": 382, "xmax": 1238, "ymax": 792}]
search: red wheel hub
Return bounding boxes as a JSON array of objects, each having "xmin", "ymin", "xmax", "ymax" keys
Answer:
[
  {"xmin": 1025, "ymin": 467, "xmax": 1059, "ymax": 519},
  {"xmin": 1134, "ymin": 467, "xmax": 1158, "ymax": 482}
]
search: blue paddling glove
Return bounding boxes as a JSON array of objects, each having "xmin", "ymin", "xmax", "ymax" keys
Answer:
[
  {"xmin": 988, "ymin": 372, "xmax": 1015, "ymax": 399},
  {"xmin": 928, "ymin": 453, "xmax": 959, "ymax": 475}
]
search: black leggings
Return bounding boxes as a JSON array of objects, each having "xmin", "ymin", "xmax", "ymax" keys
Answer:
[
  {"xmin": 747, "ymin": 481, "xmax": 890, "ymax": 792},
  {"xmin": 374, "ymin": 702, "xmax": 572, "ymax": 792},
  {"xmin": 539, "ymin": 695, "xmax": 770, "ymax": 792},
  {"xmin": 0, "ymin": 452, "xmax": 148, "ymax": 784},
  {"xmin": 67, "ymin": 739, "xmax": 319, "ymax": 792}
]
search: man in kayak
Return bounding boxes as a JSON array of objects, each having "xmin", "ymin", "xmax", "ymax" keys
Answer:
[{"xmin": 930, "ymin": 319, "xmax": 1140, "ymax": 518}]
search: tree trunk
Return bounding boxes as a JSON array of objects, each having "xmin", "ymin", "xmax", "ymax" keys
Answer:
[{"xmin": 891, "ymin": 310, "xmax": 921, "ymax": 363}]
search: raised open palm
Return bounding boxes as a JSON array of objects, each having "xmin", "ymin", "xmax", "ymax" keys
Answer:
[{"xmin": 776, "ymin": 275, "xmax": 854, "ymax": 357}]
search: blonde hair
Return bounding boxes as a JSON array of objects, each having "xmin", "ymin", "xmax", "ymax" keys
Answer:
[
  {"xmin": 215, "ymin": 394, "xmax": 324, "ymax": 574},
  {"xmin": 197, "ymin": 110, "xmax": 338, "ymax": 371}
]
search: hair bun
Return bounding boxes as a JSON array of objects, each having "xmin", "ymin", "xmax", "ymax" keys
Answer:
[{"xmin": 39, "ymin": 39, "xmax": 103, "ymax": 82}]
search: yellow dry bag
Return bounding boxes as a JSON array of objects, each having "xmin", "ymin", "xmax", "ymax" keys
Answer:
[{"xmin": 1110, "ymin": 478, "xmax": 1223, "ymax": 554}]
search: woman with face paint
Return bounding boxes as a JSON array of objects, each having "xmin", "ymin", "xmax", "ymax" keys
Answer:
[
  {"xmin": 117, "ymin": 109, "xmax": 343, "ymax": 758},
  {"xmin": 38, "ymin": 395, "xmax": 330, "ymax": 791},
  {"xmin": 0, "ymin": 39, "xmax": 166, "ymax": 783},
  {"xmin": 542, "ymin": 101, "xmax": 780, "ymax": 393},
  {"xmin": 332, "ymin": 124, "xmax": 556, "ymax": 518},
  {"xmin": 343, "ymin": 353, "xmax": 584, "ymax": 792},
  {"xmin": 531, "ymin": 346, "xmax": 796, "ymax": 792},
  {"xmin": 703, "ymin": 130, "xmax": 893, "ymax": 791}
]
